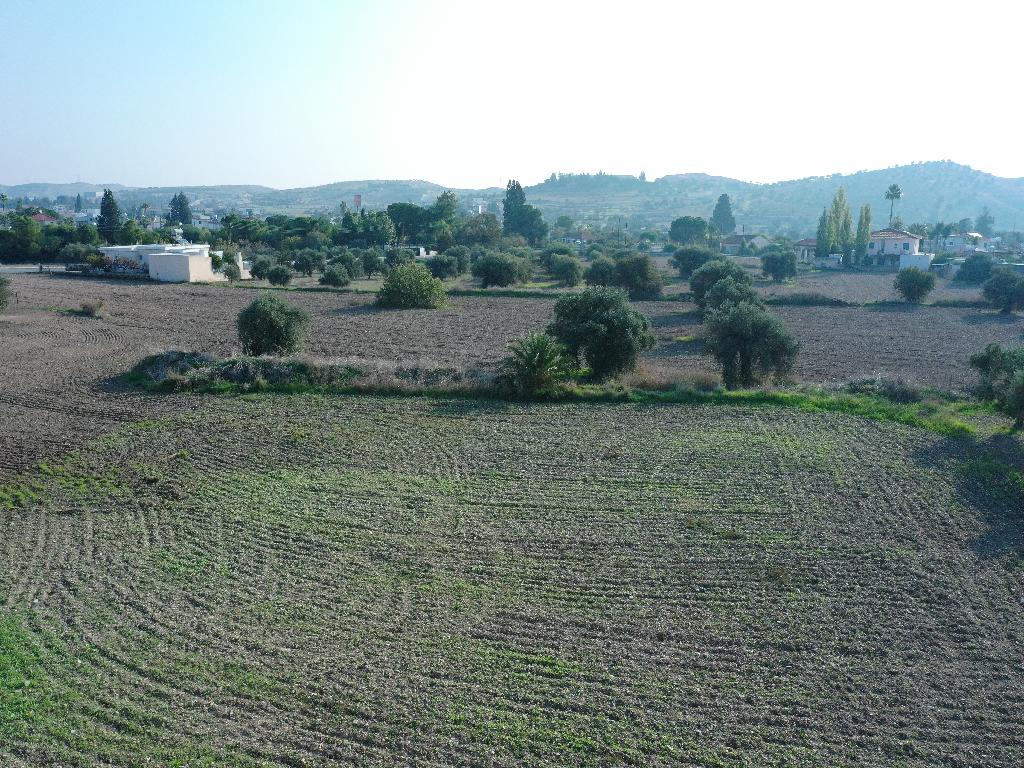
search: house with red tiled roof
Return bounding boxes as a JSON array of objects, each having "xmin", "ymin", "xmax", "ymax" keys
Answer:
[
  {"xmin": 868, "ymin": 228, "xmax": 922, "ymax": 267},
  {"xmin": 29, "ymin": 212, "xmax": 57, "ymax": 225}
]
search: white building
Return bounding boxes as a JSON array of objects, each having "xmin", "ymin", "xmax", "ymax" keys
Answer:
[
  {"xmin": 98, "ymin": 243, "xmax": 249, "ymax": 283},
  {"xmin": 867, "ymin": 228, "xmax": 922, "ymax": 267}
]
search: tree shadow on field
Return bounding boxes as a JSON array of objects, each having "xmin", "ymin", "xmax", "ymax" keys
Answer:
[
  {"xmin": 907, "ymin": 431, "xmax": 1024, "ymax": 560},
  {"xmin": 866, "ymin": 302, "xmax": 924, "ymax": 314},
  {"xmin": 958, "ymin": 312, "xmax": 1020, "ymax": 326},
  {"xmin": 647, "ymin": 309, "xmax": 703, "ymax": 330},
  {"xmin": 428, "ymin": 397, "xmax": 514, "ymax": 417}
]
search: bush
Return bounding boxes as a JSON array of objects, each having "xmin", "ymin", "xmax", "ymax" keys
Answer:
[
  {"xmin": 446, "ymin": 245, "xmax": 471, "ymax": 274},
  {"xmin": 690, "ymin": 259, "xmax": 751, "ymax": 307},
  {"xmin": 703, "ymin": 301, "xmax": 798, "ymax": 389},
  {"xmin": 614, "ymin": 254, "xmax": 662, "ymax": 300},
  {"xmin": 266, "ymin": 264, "xmax": 293, "ymax": 286},
  {"xmin": 319, "ymin": 265, "xmax": 351, "ymax": 287},
  {"xmin": 361, "ymin": 249, "xmax": 386, "ymax": 277},
  {"xmin": 292, "ymin": 249, "xmax": 325, "ymax": 277},
  {"xmin": 426, "ymin": 253, "xmax": 459, "ymax": 279},
  {"xmin": 539, "ymin": 243, "xmax": 576, "ymax": 270},
  {"xmin": 1001, "ymin": 370, "xmax": 1024, "ymax": 428},
  {"xmin": 0, "ymin": 276, "xmax": 10, "ymax": 313},
  {"xmin": 969, "ymin": 343, "xmax": 1024, "ymax": 400},
  {"xmin": 80, "ymin": 299, "xmax": 105, "ymax": 318},
  {"xmin": 584, "ymin": 257, "xmax": 617, "ymax": 287},
  {"xmin": 549, "ymin": 254, "xmax": 583, "ymax": 287},
  {"xmin": 237, "ymin": 294, "xmax": 310, "ymax": 356},
  {"xmin": 385, "ymin": 248, "xmax": 416, "ymax": 269},
  {"xmin": 705, "ymin": 276, "xmax": 762, "ymax": 311},
  {"xmin": 250, "ymin": 257, "xmax": 274, "ymax": 281},
  {"xmin": 326, "ymin": 248, "xmax": 365, "ymax": 280},
  {"xmin": 893, "ymin": 267, "xmax": 936, "ymax": 303},
  {"xmin": 59, "ymin": 242, "xmax": 99, "ymax": 263},
  {"xmin": 670, "ymin": 246, "xmax": 721, "ymax": 278},
  {"xmin": 955, "ymin": 253, "xmax": 993, "ymax": 284},
  {"xmin": 498, "ymin": 333, "xmax": 574, "ymax": 396},
  {"xmin": 761, "ymin": 247, "xmax": 797, "ymax": 282},
  {"xmin": 223, "ymin": 262, "xmax": 241, "ymax": 282},
  {"xmin": 472, "ymin": 252, "xmax": 531, "ymax": 288},
  {"xmin": 548, "ymin": 287, "xmax": 655, "ymax": 379},
  {"xmin": 376, "ymin": 262, "xmax": 447, "ymax": 309},
  {"xmin": 983, "ymin": 269, "xmax": 1024, "ymax": 313}
]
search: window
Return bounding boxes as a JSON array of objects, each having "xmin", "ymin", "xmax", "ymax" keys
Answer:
[
  {"xmin": 869, "ymin": 242, "xmax": 875, "ymax": 249},
  {"xmin": 903, "ymin": 242, "xmax": 909, "ymax": 250}
]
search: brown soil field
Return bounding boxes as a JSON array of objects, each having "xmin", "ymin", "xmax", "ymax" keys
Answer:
[
  {"xmin": 2, "ymin": 395, "xmax": 1023, "ymax": 766},
  {"xmin": 2, "ymin": 273, "xmax": 1021, "ymax": 470}
]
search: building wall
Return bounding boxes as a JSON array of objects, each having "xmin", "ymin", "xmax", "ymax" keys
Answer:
[
  {"xmin": 147, "ymin": 253, "xmax": 221, "ymax": 283},
  {"xmin": 900, "ymin": 253, "xmax": 933, "ymax": 271}
]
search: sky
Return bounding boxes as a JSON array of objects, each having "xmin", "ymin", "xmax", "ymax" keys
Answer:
[{"xmin": 1, "ymin": 0, "xmax": 1021, "ymax": 190}]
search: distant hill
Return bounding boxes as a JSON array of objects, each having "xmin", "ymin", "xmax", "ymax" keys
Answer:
[{"xmin": 4, "ymin": 161, "xmax": 1023, "ymax": 235}]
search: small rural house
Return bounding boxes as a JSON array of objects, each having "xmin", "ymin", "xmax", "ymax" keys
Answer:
[
  {"xmin": 29, "ymin": 212, "xmax": 57, "ymax": 225},
  {"xmin": 721, "ymin": 233, "xmax": 771, "ymax": 256},
  {"xmin": 98, "ymin": 244, "xmax": 250, "ymax": 283},
  {"xmin": 867, "ymin": 228, "xmax": 922, "ymax": 267},
  {"xmin": 795, "ymin": 238, "xmax": 816, "ymax": 264}
]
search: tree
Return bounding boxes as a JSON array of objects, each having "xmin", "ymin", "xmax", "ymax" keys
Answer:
[
  {"xmin": 584, "ymin": 257, "xmax": 617, "ymax": 287},
  {"xmin": 983, "ymin": 269, "xmax": 1024, "ymax": 314},
  {"xmin": 669, "ymin": 216, "xmax": 708, "ymax": 244},
  {"xmin": 376, "ymin": 262, "xmax": 447, "ymax": 309},
  {"xmin": 703, "ymin": 301, "xmax": 798, "ymax": 389},
  {"xmin": 292, "ymin": 249, "xmax": 325, "ymax": 276},
  {"xmin": 455, "ymin": 213, "xmax": 501, "ymax": 246},
  {"xmin": 829, "ymin": 187, "xmax": 853, "ymax": 257},
  {"xmin": 854, "ymin": 204, "xmax": 872, "ymax": 263},
  {"xmin": 761, "ymin": 246, "xmax": 797, "ymax": 282},
  {"xmin": 386, "ymin": 202, "xmax": 430, "ymax": 243},
  {"xmin": 710, "ymin": 194, "xmax": 736, "ymax": 236},
  {"xmin": 690, "ymin": 259, "xmax": 751, "ymax": 307},
  {"xmin": 223, "ymin": 262, "xmax": 241, "ymax": 282},
  {"xmin": 166, "ymin": 192, "xmax": 193, "ymax": 226},
  {"xmin": 705, "ymin": 276, "xmax": 761, "ymax": 311},
  {"xmin": 969, "ymin": 344, "xmax": 1024, "ymax": 428},
  {"xmin": 498, "ymin": 333, "xmax": 574, "ymax": 396},
  {"xmin": 815, "ymin": 207, "xmax": 834, "ymax": 259},
  {"xmin": 74, "ymin": 193, "xmax": 82, "ymax": 213},
  {"xmin": 955, "ymin": 253, "xmax": 993, "ymax": 284},
  {"xmin": 893, "ymin": 267, "xmax": 936, "ymax": 303},
  {"xmin": 237, "ymin": 294, "xmax": 310, "ymax": 356},
  {"xmin": 96, "ymin": 189, "xmax": 123, "ymax": 244},
  {"xmin": 670, "ymin": 246, "xmax": 721, "ymax": 278},
  {"xmin": 266, "ymin": 265, "xmax": 293, "ymax": 286},
  {"xmin": 548, "ymin": 287, "xmax": 655, "ymax": 379},
  {"xmin": 612, "ymin": 253, "xmax": 662, "ymax": 300},
  {"xmin": 502, "ymin": 180, "xmax": 526, "ymax": 235},
  {"xmin": 0, "ymin": 194, "xmax": 7, "ymax": 213},
  {"xmin": 549, "ymin": 254, "xmax": 583, "ymax": 287},
  {"xmin": 472, "ymin": 252, "xmax": 531, "ymax": 288},
  {"xmin": 429, "ymin": 191, "xmax": 458, "ymax": 224},
  {"xmin": 319, "ymin": 265, "xmax": 351, "ymax": 287},
  {"xmin": 975, "ymin": 207, "xmax": 995, "ymax": 237},
  {"xmin": 426, "ymin": 253, "xmax": 459, "ymax": 279},
  {"xmin": 885, "ymin": 184, "xmax": 902, "ymax": 226}
]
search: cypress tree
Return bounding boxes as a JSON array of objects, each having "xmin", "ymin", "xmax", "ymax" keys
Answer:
[
  {"xmin": 829, "ymin": 187, "xmax": 852, "ymax": 257},
  {"xmin": 815, "ymin": 208, "xmax": 834, "ymax": 259},
  {"xmin": 167, "ymin": 192, "xmax": 193, "ymax": 226},
  {"xmin": 502, "ymin": 180, "xmax": 526, "ymax": 235},
  {"xmin": 711, "ymin": 193, "xmax": 736, "ymax": 235},
  {"xmin": 74, "ymin": 193, "xmax": 82, "ymax": 213},
  {"xmin": 854, "ymin": 204, "xmax": 872, "ymax": 264},
  {"xmin": 96, "ymin": 189, "xmax": 123, "ymax": 244}
]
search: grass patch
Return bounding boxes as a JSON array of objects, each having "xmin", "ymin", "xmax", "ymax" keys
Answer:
[{"xmin": 0, "ymin": 614, "xmax": 49, "ymax": 742}]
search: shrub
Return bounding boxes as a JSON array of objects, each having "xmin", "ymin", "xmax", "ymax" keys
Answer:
[
  {"xmin": 376, "ymin": 262, "xmax": 447, "ymax": 309},
  {"xmin": 0, "ymin": 276, "xmax": 10, "ymax": 313},
  {"xmin": 237, "ymin": 294, "xmax": 310, "ymax": 356},
  {"xmin": 670, "ymin": 245, "xmax": 720, "ymax": 278},
  {"xmin": 760, "ymin": 247, "xmax": 797, "ymax": 282},
  {"xmin": 539, "ymin": 243, "xmax": 576, "ymax": 270},
  {"xmin": 703, "ymin": 301, "xmax": 798, "ymax": 389},
  {"xmin": 250, "ymin": 257, "xmax": 274, "ymax": 281},
  {"xmin": 548, "ymin": 287, "xmax": 655, "ymax": 379},
  {"xmin": 385, "ymin": 248, "xmax": 416, "ymax": 269},
  {"xmin": 969, "ymin": 343, "xmax": 1024, "ymax": 400},
  {"xmin": 59, "ymin": 242, "xmax": 99, "ymax": 263},
  {"xmin": 498, "ymin": 333, "xmax": 574, "ymax": 396},
  {"xmin": 319, "ymin": 265, "xmax": 351, "ymax": 287},
  {"xmin": 446, "ymin": 245, "xmax": 471, "ymax": 274},
  {"xmin": 80, "ymin": 299, "xmax": 105, "ymax": 318},
  {"xmin": 614, "ymin": 254, "xmax": 662, "ymax": 300},
  {"xmin": 690, "ymin": 259, "xmax": 751, "ymax": 307},
  {"xmin": 584, "ymin": 257, "xmax": 617, "ymax": 287},
  {"xmin": 361, "ymin": 249, "xmax": 386, "ymax": 277},
  {"xmin": 1001, "ymin": 370, "xmax": 1024, "ymax": 428},
  {"xmin": 705, "ymin": 276, "xmax": 762, "ymax": 311},
  {"xmin": 472, "ymin": 252, "xmax": 531, "ymax": 288},
  {"xmin": 426, "ymin": 253, "xmax": 459, "ymax": 279},
  {"xmin": 549, "ymin": 254, "xmax": 583, "ymax": 287},
  {"xmin": 266, "ymin": 265, "xmax": 293, "ymax": 286},
  {"xmin": 223, "ymin": 262, "xmax": 241, "ymax": 282},
  {"xmin": 955, "ymin": 252, "xmax": 993, "ymax": 284},
  {"xmin": 983, "ymin": 268, "xmax": 1024, "ymax": 313},
  {"xmin": 326, "ymin": 248, "xmax": 365, "ymax": 280},
  {"xmin": 292, "ymin": 249, "xmax": 325, "ymax": 277},
  {"xmin": 893, "ymin": 267, "xmax": 936, "ymax": 303}
]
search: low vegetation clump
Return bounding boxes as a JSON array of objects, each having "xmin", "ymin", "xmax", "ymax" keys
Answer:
[
  {"xmin": 970, "ymin": 343, "xmax": 1024, "ymax": 426},
  {"xmin": 250, "ymin": 256, "xmax": 274, "ymax": 281},
  {"xmin": 760, "ymin": 245, "xmax": 798, "ymax": 282},
  {"xmin": 954, "ymin": 252, "xmax": 993, "ymax": 284},
  {"xmin": 548, "ymin": 287, "xmax": 655, "ymax": 380},
  {"xmin": 292, "ymin": 249, "xmax": 326, "ymax": 277},
  {"xmin": 222, "ymin": 261, "xmax": 241, "ymax": 282},
  {"xmin": 703, "ymin": 300, "xmax": 798, "ymax": 389},
  {"xmin": 584, "ymin": 257, "xmax": 617, "ymax": 287},
  {"xmin": 498, "ymin": 332, "xmax": 574, "ymax": 396},
  {"xmin": 0, "ymin": 275, "xmax": 9, "ymax": 312},
  {"xmin": 613, "ymin": 253, "xmax": 662, "ymax": 299},
  {"xmin": 471, "ymin": 252, "xmax": 531, "ymax": 288},
  {"xmin": 237, "ymin": 294, "xmax": 310, "ymax": 356},
  {"xmin": 265, "ymin": 264, "xmax": 293, "ymax": 286},
  {"xmin": 842, "ymin": 376, "xmax": 924, "ymax": 404},
  {"xmin": 79, "ymin": 299, "xmax": 106, "ymax": 318},
  {"xmin": 548, "ymin": 254, "xmax": 583, "ymax": 287},
  {"xmin": 376, "ymin": 262, "xmax": 447, "ymax": 308},
  {"xmin": 318, "ymin": 264, "xmax": 351, "ymax": 287},
  {"xmin": 426, "ymin": 253, "xmax": 460, "ymax": 279},
  {"xmin": 704, "ymin": 276, "xmax": 762, "ymax": 311},
  {"xmin": 982, "ymin": 268, "xmax": 1024, "ymax": 313},
  {"xmin": 690, "ymin": 259, "xmax": 751, "ymax": 307},
  {"xmin": 670, "ymin": 245, "xmax": 721, "ymax": 279},
  {"xmin": 894, "ymin": 267, "xmax": 936, "ymax": 303}
]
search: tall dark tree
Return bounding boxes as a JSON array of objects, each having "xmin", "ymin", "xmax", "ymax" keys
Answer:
[
  {"xmin": 885, "ymin": 184, "xmax": 902, "ymax": 226},
  {"xmin": 166, "ymin": 192, "xmax": 193, "ymax": 226},
  {"xmin": 975, "ymin": 206, "xmax": 995, "ymax": 237},
  {"xmin": 710, "ymin": 194, "xmax": 736, "ymax": 235},
  {"xmin": 502, "ymin": 180, "xmax": 527, "ymax": 236},
  {"xmin": 74, "ymin": 193, "xmax": 82, "ymax": 213},
  {"xmin": 669, "ymin": 216, "xmax": 708, "ymax": 244},
  {"xmin": 429, "ymin": 191, "xmax": 458, "ymax": 224},
  {"xmin": 96, "ymin": 189, "xmax": 123, "ymax": 244},
  {"xmin": 815, "ymin": 207, "xmax": 834, "ymax": 259}
]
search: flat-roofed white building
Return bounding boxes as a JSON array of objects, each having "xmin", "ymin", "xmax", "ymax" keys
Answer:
[{"xmin": 98, "ymin": 243, "xmax": 249, "ymax": 283}]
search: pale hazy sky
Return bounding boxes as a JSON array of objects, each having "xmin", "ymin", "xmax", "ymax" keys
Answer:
[{"xmin": 1, "ymin": 0, "xmax": 1020, "ymax": 189}]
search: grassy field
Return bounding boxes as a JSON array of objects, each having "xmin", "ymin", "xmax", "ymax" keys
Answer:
[{"xmin": 2, "ymin": 393, "xmax": 1023, "ymax": 767}]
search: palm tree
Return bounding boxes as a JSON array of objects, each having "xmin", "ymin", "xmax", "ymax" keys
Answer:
[
  {"xmin": 0, "ymin": 193, "xmax": 7, "ymax": 213},
  {"xmin": 138, "ymin": 202, "xmax": 149, "ymax": 223},
  {"xmin": 885, "ymin": 184, "xmax": 902, "ymax": 227}
]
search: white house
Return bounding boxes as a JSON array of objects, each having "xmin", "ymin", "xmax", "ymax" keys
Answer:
[
  {"xmin": 721, "ymin": 233, "xmax": 771, "ymax": 256},
  {"xmin": 795, "ymin": 238, "xmax": 816, "ymax": 264},
  {"xmin": 98, "ymin": 243, "xmax": 249, "ymax": 283},
  {"xmin": 867, "ymin": 228, "xmax": 922, "ymax": 266}
]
